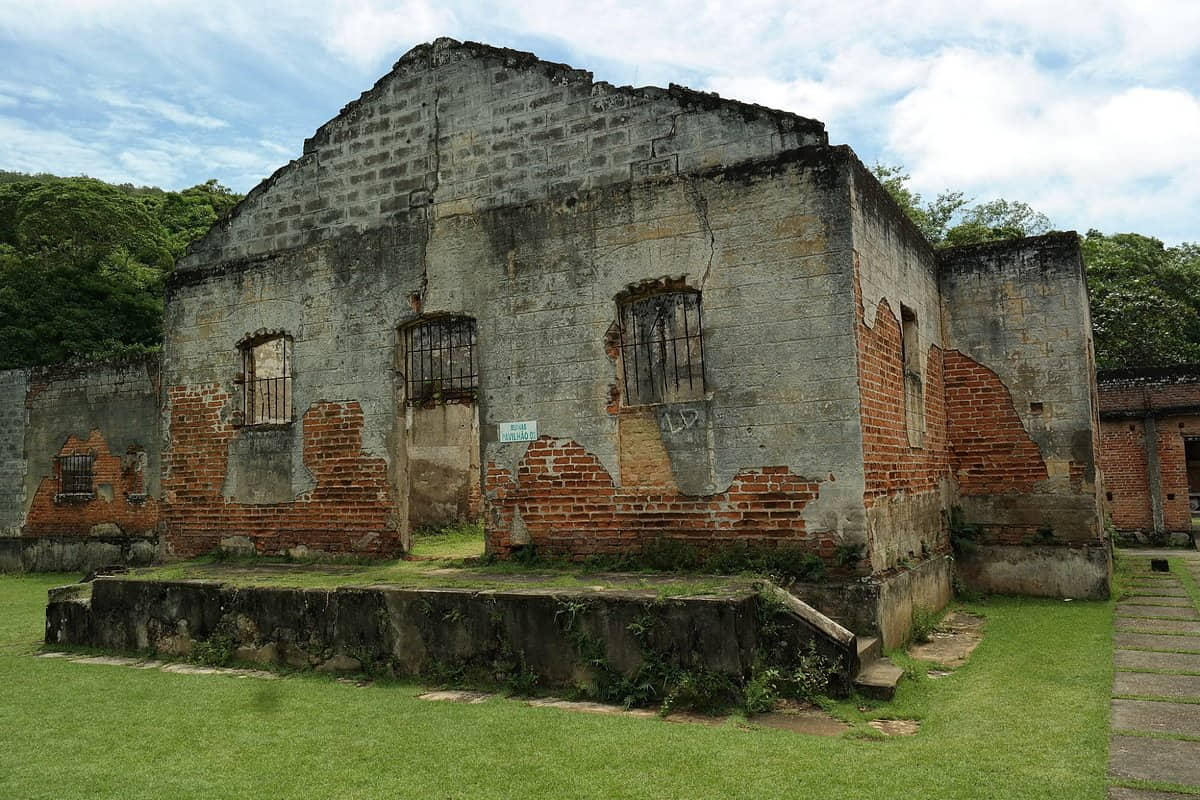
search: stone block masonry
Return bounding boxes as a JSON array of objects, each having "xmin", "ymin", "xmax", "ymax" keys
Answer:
[{"xmin": 45, "ymin": 576, "xmax": 860, "ymax": 699}]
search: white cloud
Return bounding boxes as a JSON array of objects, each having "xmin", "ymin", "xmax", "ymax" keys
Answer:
[
  {"xmin": 94, "ymin": 88, "xmax": 227, "ymax": 129},
  {"xmin": 1, "ymin": 0, "xmax": 1199, "ymax": 239},
  {"xmin": 885, "ymin": 49, "xmax": 1200, "ymax": 238},
  {"xmin": 323, "ymin": 0, "xmax": 456, "ymax": 70}
]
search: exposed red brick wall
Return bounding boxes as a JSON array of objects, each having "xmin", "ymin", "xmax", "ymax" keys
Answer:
[
  {"xmin": 854, "ymin": 290, "xmax": 951, "ymax": 506},
  {"xmin": 1158, "ymin": 415, "xmax": 1200, "ymax": 532},
  {"xmin": 24, "ymin": 429, "xmax": 159, "ymax": 536},
  {"xmin": 1100, "ymin": 419, "xmax": 1151, "ymax": 530},
  {"xmin": 853, "ymin": 262, "xmax": 1057, "ymax": 551},
  {"xmin": 1099, "ymin": 381, "xmax": 1200, "ymax": 415},
  {"xmin": 466, "ymin": 477, "xmax": 482, "ymax": 521},
  {"xmin": 484, "ymin": 437, "xmax": 840, "ymax": 565},
  {"xmin": 163, "ymin": 384, "xmax": 399, "ymax": 557},
  {"xmin": 943, "ymin": 351, "xmax": 1049, "ymax": 494}
]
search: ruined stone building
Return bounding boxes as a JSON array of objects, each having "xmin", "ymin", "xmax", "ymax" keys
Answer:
[
  {"xmin": 1098, "ymin": 365, "xmax": 1200, "ymax": 545},
  {"xmin": 1, "ymin": 39, "xmax": 1109, "ymax": 645}
]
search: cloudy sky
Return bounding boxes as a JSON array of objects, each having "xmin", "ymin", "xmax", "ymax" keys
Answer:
[{"xmin": 1, "ymin": 0, "xmax": 1198, "ymax": 242}]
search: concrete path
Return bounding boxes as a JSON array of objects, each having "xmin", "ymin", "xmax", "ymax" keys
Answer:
[{"xmin": 1109, "ymin": 549, "xmax": 1200, "ymax": 798}]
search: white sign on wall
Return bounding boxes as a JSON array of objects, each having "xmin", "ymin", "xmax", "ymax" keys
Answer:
[{"xmin": 498, "ymin": 420, "xmax": 538, "ymax": 442}]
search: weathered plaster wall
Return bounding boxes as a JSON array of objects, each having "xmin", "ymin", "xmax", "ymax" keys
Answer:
[
  {"xmin": 21, "ymin": 357, "xmax": 161, "ymax": 539},
  {"xmin": 163, "ymin": 39, "xmax": 846, "ymax": 560},
  {"xmin": 848, "ymin": 159, "xmax": 952, "ymax": 576},
  {"xmin": 405, "ymin": 402, "xmax": 480, "ymax": 529},
  {"xmin": 940, "ymin": 234, "xmax": 1104, "ymax": 543},
  {"xmin": 475, "ymin": 152, "xmax": 864, "ymax": 562},
  {"xmin": 0, "ymin": 368, "xmax": 28, "ymax": 536}
]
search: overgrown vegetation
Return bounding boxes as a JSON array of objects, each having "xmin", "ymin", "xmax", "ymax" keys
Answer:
[
  {"xmin": 0, "ymin": 171, "xmax": 240, "ymax": 368},
  {"xmin": 874, "ymin": 163, "xmax": 1200, "ymax": 369},
  {"xmin": 909, "ymin": 606, "xmax": 942, "ymax": 644},
  {"xmin": 550, "ymin": 593, "xmax": 836, "ymax": 716},
  {"xmin": 189, "ymin": 630, "xmax": 237, "ymax": 668}
]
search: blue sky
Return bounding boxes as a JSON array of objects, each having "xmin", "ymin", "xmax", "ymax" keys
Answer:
[{"xmin": 1, "ymin": 0, "xmax": 1198, "ymax": 243}]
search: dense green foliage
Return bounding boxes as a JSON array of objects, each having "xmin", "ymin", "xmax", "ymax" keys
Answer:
[
  {"xmin": 874, "ymin": 164, "xmax": 1200, "ymax": 369},
  {"xmin": 0, "ymin": 574, "xmax": 1113, "ymax": 799},
  {"xmin": 1082, "ymin": 231, "xmax": 1200, "ymax": 369},
  {"xmin": 0, "ymin": 171, "xmax": 239, "ymax": 369}
]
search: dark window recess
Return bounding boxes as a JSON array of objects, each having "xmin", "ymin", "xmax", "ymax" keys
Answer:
[
  {"xmin": 618, "ymin": 291, "xmax": 706, "ymax": 406},
  {"xmin": 57, "ymin": 453, "xmax": 95, "ymax": 495},
  {"xmin": 238, "ymin": 335, "xmax": 294, "ymax": 425},
  {"xmin": 401, "ymin": 316, "xmax": 478, "ymax": 405},
  {"xmin": 1106, "ymin": 491, "xmax": 1114, "ymax": 501}
]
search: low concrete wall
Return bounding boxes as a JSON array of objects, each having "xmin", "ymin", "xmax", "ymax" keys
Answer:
[
  {"xmin": 0, "ymin": 535, "xmax": 159, "ymax": 574},
  {"xmin": 956, "ymin": 543, "xmax": 1111, "ymax": 599},
  {"xmin": 789, "ymin": 554, "xmax": 953, "ymax": 649},
  {"xmin": 45, "ymin": 578, "xmax": 859, "ymax": 696}
]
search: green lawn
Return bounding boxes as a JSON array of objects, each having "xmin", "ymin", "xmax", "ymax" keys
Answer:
[{"xmin": 0, "ymin": 573, "xmax": 1113, "ymax": 799}]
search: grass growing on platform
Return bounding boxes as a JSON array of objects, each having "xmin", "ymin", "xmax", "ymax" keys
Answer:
[{"xmin": 3, "ymin": 574, "xmax": 1112, "ymax": 800}]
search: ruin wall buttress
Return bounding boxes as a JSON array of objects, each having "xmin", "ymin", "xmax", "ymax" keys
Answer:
[{"xmin": 940, "ymin": 233, "xmax": 1109, "ymax": 598}]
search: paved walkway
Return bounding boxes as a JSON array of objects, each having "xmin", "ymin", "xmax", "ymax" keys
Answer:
[{"xmin": 1109, "ymin": 548, "xmax": 1200, "ymax": 799}]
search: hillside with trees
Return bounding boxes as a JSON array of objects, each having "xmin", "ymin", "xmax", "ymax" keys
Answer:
[
  {"xmin": 0, "ymin": 173, "xmax": 239, "ymax": 369},
  {"xmin": 874, "ymin": 165, "xmax": 1200, "ymax": 370}
]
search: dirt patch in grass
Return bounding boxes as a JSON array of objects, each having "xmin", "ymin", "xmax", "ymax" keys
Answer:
[{"xmin": 908, "ymin": 611, "xmax": 985, "ymax": 668}]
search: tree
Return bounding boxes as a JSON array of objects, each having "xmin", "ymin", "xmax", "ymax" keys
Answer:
[
  {"xmin": 871, "ymin": 164, "xmax": 1200, "ymax": 369},
  {"xmin": 0, "ymin": 173, "xmax": 242, "ymax": 368},
  {"xmin": 871, "ymin": 164, "xmax": 1048, "ymax": 246},
  {"xmin": 1082, "ymin": 231, "xmax": 1200, "ymax": 368}
]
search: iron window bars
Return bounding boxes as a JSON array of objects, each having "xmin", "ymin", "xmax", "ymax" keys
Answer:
[
  {"xmin": 618, "ymin": 290, "xmax": 706, "ymax": 406},
  {"xmin": 239, "ymin": 336, "xmax": 294, "ymax": 425},
  {"xmin": 401, "ymin": 316, "xmax": 478, "ymax": 405},
  {"xmin": 56, "ymin": 453, "xmax": 95, "ymax": 495}
]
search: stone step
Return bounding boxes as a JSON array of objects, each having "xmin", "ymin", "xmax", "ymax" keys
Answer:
[
  {"xmin": 856, "ymin": 635, "xmax": 881, "ymax": 667},
  {"xmin": 855, "ymin": 656, "xmax": 903, "ymax": 700}
]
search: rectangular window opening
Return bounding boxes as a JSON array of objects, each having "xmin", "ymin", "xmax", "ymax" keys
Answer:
[
  {"xmin": 618, "ymin": 291, "xmax": 706, "ymax": 407},
  {"xmin": 401, "ymin": 316, "xmax": 478, "ymax": 405},
  {"xmin": 239, "ymin": 335, "xmax": 294, "ymax": 426},
  {"xmin": 900, "ymin": 303, "xmax": 925, "ymax": 448},
  {"xmin": 56, "ymin": 452, "xmax": 95, "ymax": 497}
]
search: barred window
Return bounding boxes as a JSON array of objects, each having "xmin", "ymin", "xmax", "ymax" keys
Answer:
[
  {"xmin": 401, "ymin": 316, "xmax": 478, "ymax": 405},
  {"xmin": 238, "ymin": 335, "xmax": 293, "ymax": 426},
  {"xmin": 618, "ymin": 290, "xmax": 706, "ymax": 406},
  {"xmin": 57, "ymin": 452, "xmax": 95, "ymax": 496}
]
